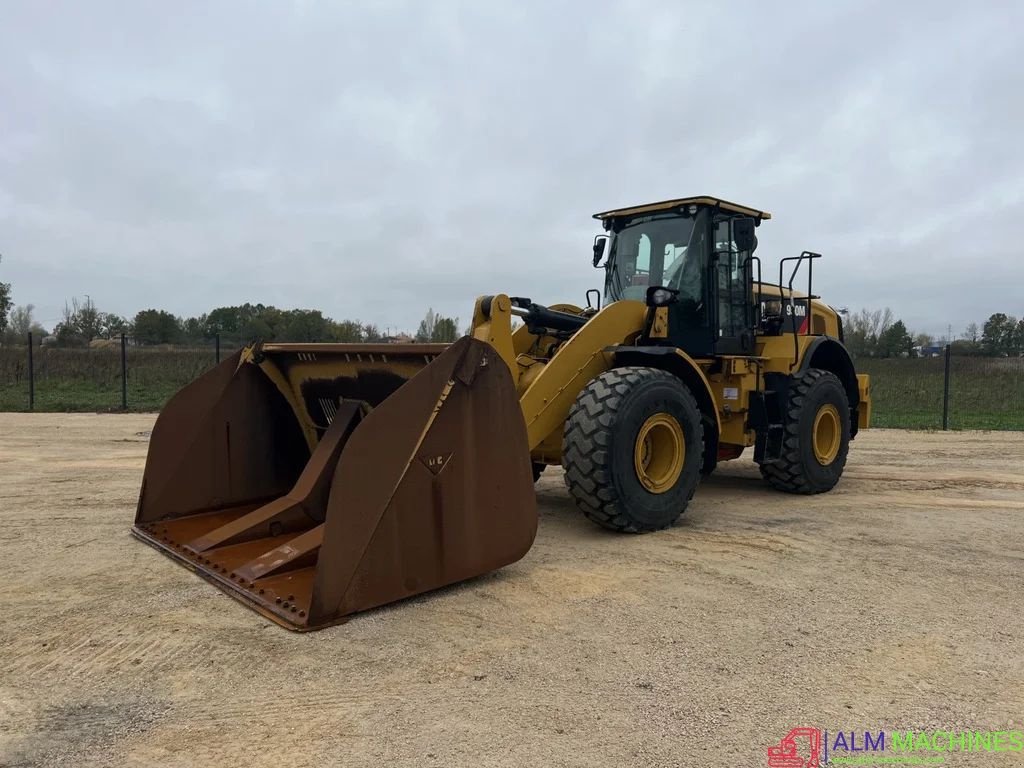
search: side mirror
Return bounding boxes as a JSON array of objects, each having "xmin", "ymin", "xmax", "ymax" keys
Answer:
[
  {"xmin": 593, "ymin": 234, "xmax": 611, "ymax": 267},
  {"xmin": 733, "ymin": 217, "xmax": 757, "ymax": 252}
]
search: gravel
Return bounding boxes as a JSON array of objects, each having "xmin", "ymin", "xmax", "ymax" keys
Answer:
[{"xmin": 1, "ymin": 414, "xmax": 1021, "ymax": 767}]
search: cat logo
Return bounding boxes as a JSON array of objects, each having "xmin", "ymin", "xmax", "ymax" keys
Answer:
[{"xmin": 419, "ymin": 453, "xmax": 453, "ymax": 476}]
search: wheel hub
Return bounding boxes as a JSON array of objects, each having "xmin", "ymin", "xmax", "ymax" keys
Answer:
[
  {"xmin": 812, "ymin": 403, "xmax": 841, "ymax": 465},
  {"xmin": 633, "ymin": 413, "xmax": 685, "ymax": 493}
]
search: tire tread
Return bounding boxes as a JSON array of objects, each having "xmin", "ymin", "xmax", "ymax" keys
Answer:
[
  {"xmin": 760, "ymin": 368, "xmax": 849, "ymax": 494},
  {"xmin": 563, "ymin": 367, "xmax": 702, "ymax": 532}
]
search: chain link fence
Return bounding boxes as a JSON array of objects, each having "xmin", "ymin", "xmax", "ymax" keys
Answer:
[
  {"xmin": 0, "ymin": 333, "xmax": 228, "ymax": 412},
  {"xmin": 856, "ymin": 350, "xmax": 1024, "ymax": 430},
  {"xmin": 1, "ymin": 336, "xmax": 1023, "ymax": 430}
]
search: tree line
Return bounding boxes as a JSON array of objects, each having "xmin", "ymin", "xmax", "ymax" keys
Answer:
[
  {"xmin": 843, "ymin": 308, "xmax": 1024, "ymax": 358},
  {"xmin": 0, "ymin": 292, "xmax": 459, "ymax": 348},
  {"xmin": 1, "ymin": 260, "xmax": 1019, "ymax": 355}
]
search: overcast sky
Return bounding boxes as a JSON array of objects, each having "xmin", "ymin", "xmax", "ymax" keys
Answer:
[{"xmin": 2, "ymin": 1, "xmax": 1022, "ymax": 338}]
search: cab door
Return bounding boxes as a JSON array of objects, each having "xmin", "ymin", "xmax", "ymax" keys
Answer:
[{"xmin": 711, "ymin": 217, "xmax": 755, "ymax": 355}]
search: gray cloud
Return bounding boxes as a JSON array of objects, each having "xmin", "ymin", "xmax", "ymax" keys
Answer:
[{"xmin": 2, "ymin": 0, "xmax": 1022, "ymax": 336}]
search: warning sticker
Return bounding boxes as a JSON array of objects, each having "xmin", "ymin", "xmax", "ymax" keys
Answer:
[{"xmin": 723, "ymin": 387, "xmax": 739, "ymax": 400}]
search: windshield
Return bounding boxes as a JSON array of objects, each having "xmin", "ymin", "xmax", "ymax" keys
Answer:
[{"xmin": 604, "ymin": 211, "xmax": 707, "ymax": 304}]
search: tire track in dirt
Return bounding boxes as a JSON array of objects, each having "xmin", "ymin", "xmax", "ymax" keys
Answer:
[
  {"xmin": 861, "ymin": 492, "xmax": 1024, "ymax": 510},
  {"xmin": 152, "ymin": 690, "xmax": 395, "ymax": 727},
  {"xmin": 4, "ymin": 623, "xmax": 215, "ymax": 683},
  {"xmin": 0, "ymin": 689, "xmax": 376, "ymax": 736},
  {"xmin": 844, "ymin": 467, "xmax": 1024, "ymax": 490}
]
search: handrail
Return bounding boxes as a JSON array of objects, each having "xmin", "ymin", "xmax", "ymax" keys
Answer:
[{"xmin": 777, "ymin": 251, "xmax": 822, "ymax": 368}]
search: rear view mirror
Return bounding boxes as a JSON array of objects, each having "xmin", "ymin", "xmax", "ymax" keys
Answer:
[
  {"xmin": 593, "ymin": 234, "xmax": 611, "ymax": 267},
  {"xmin": 734, "ymin": 217, "xmax": 757, "ymax": 252}
]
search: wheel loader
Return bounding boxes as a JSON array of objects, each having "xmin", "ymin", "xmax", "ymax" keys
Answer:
[{"xmin": 133, "ymin": 196, "xmax": 870, "ymax": 630}]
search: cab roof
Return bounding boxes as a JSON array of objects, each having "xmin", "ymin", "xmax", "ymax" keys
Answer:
[{"xmin": 593, "ymin": 196, "xmax": 771, "ymax": 222}]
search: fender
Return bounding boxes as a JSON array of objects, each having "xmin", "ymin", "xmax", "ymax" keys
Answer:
[
  {"xmin": 610, "ymin": 346, "xmax": 722, "ymax": 474},
  {"xmin": 798, "ymin": 335, "xmax": 861, "ymax": 436}
]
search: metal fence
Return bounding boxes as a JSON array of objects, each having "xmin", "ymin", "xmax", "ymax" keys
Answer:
[
  {"xmin": 855, "ymin": 347, "xmax": 1024, "ymax": 430},
  {"xmin": 1, "ymin": 336, "xmax": 1023, "ymax": 430},
  {"xmin": 0, "ymin": 333, "xmax": 227, "ymax": 412}
]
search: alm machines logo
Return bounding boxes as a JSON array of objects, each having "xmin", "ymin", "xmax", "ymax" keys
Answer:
[
  {"xmin": 768, "ymin": 728, "xmax": 822, "ymax": 768},
  {"xmin": 768, "ymin": 726, "xmax": 1024, "ymax": 765}
]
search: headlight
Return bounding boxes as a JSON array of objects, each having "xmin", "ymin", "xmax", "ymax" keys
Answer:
[{"xmin": 646, "ymin": 286, "xmax": 679, "ymax": 307}]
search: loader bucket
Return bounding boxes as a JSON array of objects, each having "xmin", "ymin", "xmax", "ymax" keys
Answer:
[{"xmin": 132, "ymin": 336, "xmax": 537, "ymax": 630}]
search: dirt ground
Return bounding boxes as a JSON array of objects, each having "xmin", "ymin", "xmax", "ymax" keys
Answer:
[{"xmin": 1, "ymin": 414, "xmax": 1022, "ymax": 767}]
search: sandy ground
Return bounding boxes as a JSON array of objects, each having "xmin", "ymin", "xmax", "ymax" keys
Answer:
[{"xmin": 0, "ymin": 414, "xmax": 1022, "ymax": 768}]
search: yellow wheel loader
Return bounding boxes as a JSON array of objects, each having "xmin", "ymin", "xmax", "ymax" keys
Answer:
[{"xmin": 133, "ymin": 196, "xmax": 870, "ymax": 630}]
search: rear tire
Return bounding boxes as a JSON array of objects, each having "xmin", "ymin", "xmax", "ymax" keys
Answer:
[
  {"xmin": 562, "ymin": 367, "xmax": 704, "ymax": 533},
  {"xmin": 759, "ymin": 368, "xmax": 850, "ymax": 494}
]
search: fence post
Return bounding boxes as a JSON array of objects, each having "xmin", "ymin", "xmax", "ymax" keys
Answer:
[
  {"xmin": 942, "ymin": 343, "xmax": 951, "ymax": 430},
  {"xmin": 27, "ymin": 331, "xmax": 35, "ymax": 412},
  {"xmin": 121, "ymin": 332, "xmax": 128, "ymax": 410},
  {"xmin": 215, "ymin": 333, "xmax": 221, "ymax": 364}
]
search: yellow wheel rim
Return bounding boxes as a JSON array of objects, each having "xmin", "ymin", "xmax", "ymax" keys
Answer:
[
  {"xmin": 633, "ymin": 413, "xmax": 686, "ymax": 493},
  {"xmin": 812, "ymin": 403, "xmax": 841, "ymax": 465}
]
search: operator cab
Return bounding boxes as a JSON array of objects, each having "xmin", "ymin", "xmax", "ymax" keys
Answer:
[{"xmin": 593, "ymin": 196, "xmax": 770, "ymax": 357}]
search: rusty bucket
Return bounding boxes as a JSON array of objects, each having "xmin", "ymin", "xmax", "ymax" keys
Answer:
[{"xmin": 132, "ymin": 336, "xmax": 537, "ymax": 630}]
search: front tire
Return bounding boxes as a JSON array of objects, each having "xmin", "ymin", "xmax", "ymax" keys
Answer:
[
  {"xmin": 759, "ymin": 368, "xmax": 851, "ymax": 494},
  {"xmin": 562, "ymin": 367, "xmax": 704, "ymax": 533}
]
